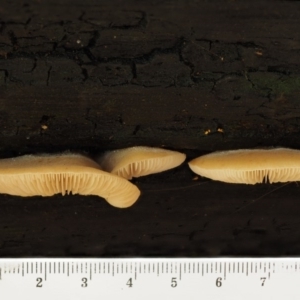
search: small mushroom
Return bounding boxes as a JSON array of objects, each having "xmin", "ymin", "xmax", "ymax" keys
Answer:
[
  {"xmin": 97, "ymin": 146, "xmax": 186, "ymax": 179},
  {"xmin": 0, "ymin": 153, "xmax": 140, "ymax": 208},
  {"xmin": 188, "ymin": 147, "xmax": 300, "ymax": 184}
]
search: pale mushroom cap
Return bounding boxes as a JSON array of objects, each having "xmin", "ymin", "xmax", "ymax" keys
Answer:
[
  {"xmin": 0, "ymin": 153, "xmax": 140, "ymax": 208},
  {"xmin": 98, "ymin": 146, "xmax": 186, "ymax": 179},
  {"xmin": 188, "ymin": 148, "xmax": 300, "ymax": 184}
]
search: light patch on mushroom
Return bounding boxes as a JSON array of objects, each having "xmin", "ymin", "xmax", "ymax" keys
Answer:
[
  {"xmin": 98, "ymin": 146, "xmax": 186, "ymax": 180},
  {"xmin": 0, "ymin": 153, "xmax": 140, "ymax": 208},
  {"xmin": 188, "ymin": 148, "xmax": 300, "ymax": 184}
]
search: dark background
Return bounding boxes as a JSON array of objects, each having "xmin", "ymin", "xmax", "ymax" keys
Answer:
[{"xmin": 1, "ymin": 0, "xmax": 300, "ymax": 256}]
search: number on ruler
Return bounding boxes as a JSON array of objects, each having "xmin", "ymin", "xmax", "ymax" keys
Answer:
[
  {"xmin": 126, "ymin": 278, "xmax": 133, "ymax": 288},
  {"xmin": 260, "ymin": 277, "xmax": 266, "ymax": 286},
  {"xmin": 82, "ymin": 278, "xmax": 88, "ymax": 287},
  {"xmin": 36, "ymin": 277, "xmax": 43, "ymax": 288},
  {"xmin": 171, "ymin": 277, "xmax": 177, "ymax": 288},
  {"xmin": 216, "ymin": 277, "xmax": 222, "ymax": 287}
]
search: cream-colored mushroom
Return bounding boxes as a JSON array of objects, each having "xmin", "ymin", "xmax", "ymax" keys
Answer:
[
  {"xmin": 0, "ymin": 153, "xmax": 140, "ymax": 208},
  {"xmin": 188, "ymin": 148, "xmax": 300, "ymax": 184},
  {"xmin": 98, "ymin": 146, "xmax": 186, "ymax": 179}
]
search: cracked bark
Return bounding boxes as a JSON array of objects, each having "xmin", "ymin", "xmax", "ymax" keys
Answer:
[{"xmin": 1, "ymin": 0, "xmax": 300, "ymax": 257}]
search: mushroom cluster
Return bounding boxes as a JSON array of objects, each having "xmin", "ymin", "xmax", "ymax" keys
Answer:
[
  {"xmin": 188, "ymin": 147, "xmax": 300, "ymax": 184},
  {"xmin": 0, "ymin": 147, "xmax": 186, "ymax": 208},
  {"xmin": 3, "ymin": 146, "xmax": 293, "ymax": 207}
]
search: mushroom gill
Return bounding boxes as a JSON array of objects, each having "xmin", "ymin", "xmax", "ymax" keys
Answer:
[
  {"xmin": 97, "ymin": 146, "xmax": 186, "ymax": 180},
  {"xmin": 188, "ymin": 148, "xmax": 300, "ymax": 184},
  {"xmin": 0, "ymin": 153, "xmax": 140, "ymax": 208}
]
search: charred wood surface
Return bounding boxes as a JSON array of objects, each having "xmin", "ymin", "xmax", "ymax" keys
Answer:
[{"xmin": 1, "ymin": 0, "xmax": 300, "ymax": 256}]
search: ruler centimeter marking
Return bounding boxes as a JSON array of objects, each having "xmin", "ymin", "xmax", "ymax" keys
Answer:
[
  {"xmin": 1, "ymin": 258, "xmax": 300, "ymax": 277},
  {"xmin": 0, "ymin": 258, "xmax": 300, "ymax": 299}
]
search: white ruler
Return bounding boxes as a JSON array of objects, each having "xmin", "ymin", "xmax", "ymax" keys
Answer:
[{"xmin": 0, "ymin": 258, "xmax": 300, "ymax": 299}]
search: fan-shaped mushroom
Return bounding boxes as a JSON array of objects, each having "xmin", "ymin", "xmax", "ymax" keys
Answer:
[
  {"xmin": 98, "ymin": 146, "xmax": 186, "ymax": 180},
  {"xmin": 0, "ymin": 153, "xmax": 140, "ymax": 208},
  {"xmin": 188, "ymin": 148, "xmax": 300, "ymax": 184}
]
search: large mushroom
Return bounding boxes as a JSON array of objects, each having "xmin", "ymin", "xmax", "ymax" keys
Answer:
[{"xmin": 0, "ymin": 153, "xmax": 140, "ymax": 208}]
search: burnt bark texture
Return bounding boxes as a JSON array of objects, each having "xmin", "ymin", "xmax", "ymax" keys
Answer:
[{"xmin": 1, "ymin": 0, "xmax": 300, "ymax": 257}]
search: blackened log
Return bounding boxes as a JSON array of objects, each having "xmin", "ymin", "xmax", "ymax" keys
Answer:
[{"xmin": 1, "ymin": 0, "xmax": 300, "ymax": 256}]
